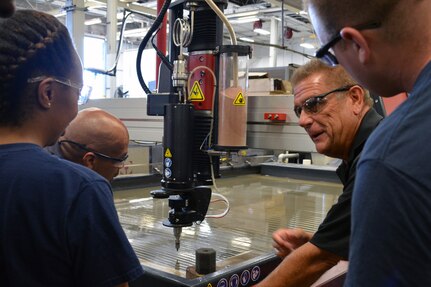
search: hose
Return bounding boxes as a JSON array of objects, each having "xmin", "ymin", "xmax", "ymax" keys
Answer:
[{"xmin": 136, "ymin": 0, "xmax": 171, "ymax": 95}]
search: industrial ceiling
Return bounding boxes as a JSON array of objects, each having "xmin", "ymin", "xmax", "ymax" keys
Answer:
[{"xmin": 14, "ymin": 0, "xmax": 317, "ymax": 56}]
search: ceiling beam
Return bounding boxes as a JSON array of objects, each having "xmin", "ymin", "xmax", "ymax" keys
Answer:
[
  {"xmin": 44, "ymin": 0, "xmax": 156, "ymax": 18},
  {"xmin": 87, "ymin": 0, "xmax": 156, "ymax": 17},
  {"xmin": 265, "ymin": 0, "xmax": 302, "ymax": 12}
]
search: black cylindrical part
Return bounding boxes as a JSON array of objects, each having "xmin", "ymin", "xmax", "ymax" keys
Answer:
[
  {"xmin": 188, "ymin": 0, "xmax": 227, "ymax": 52},
  {"xmin": 196, "ymin": 248, "xmax": 216, "ymax": 274},
  {"xmin": 161, "ymin": 104, "xmax": 194, "ymax": 190}
]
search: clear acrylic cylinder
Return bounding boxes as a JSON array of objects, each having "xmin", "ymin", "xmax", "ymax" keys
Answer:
[{"xmin": 216, "ymin": 45, "xmax": 251, "ymax": 150}]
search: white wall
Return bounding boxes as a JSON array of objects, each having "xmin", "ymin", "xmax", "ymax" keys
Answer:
[
  {"xmin": 79, "ymin": 98, "xmax": 163, "ymax": 142},
  {"xmin": 249, "ymin": 44, "xmax": 312, "ymax": 69},
  {"xmin": 83, "ymin": 42, "xmax": 310, "ymax": 100}
]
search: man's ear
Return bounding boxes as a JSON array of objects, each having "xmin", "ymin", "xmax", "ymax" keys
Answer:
[
  {"xmin": 37, "ymin": 78, "xmax": 54, "ymax": 109},
  {"xmin": 340, "ymin": 27, "xmax": 371, "ymax": 65},
  {"xmin": 82, "ymin": 152, "xmax": 96, "ymax": 169},
  {"xmin": 348, "ymin": 86, "xmax": 366, "ymax": 115}
]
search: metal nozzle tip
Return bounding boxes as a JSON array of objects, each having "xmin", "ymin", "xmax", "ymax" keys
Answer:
[{"xmin": 174, "ymin": 226, "xmax": 182, "ymax": 251}]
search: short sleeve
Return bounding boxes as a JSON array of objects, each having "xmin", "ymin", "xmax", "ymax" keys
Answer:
[
  {"xmin": 345, "ymin": 159, "xmax": 431, "ymax": 286},
  {"xmin": 66, "ymin": 180, "xmax": 143, "ymax": 287},
  {"xmin": 309, "ymin": 185, "xmax": 352, "ymax": 259}
]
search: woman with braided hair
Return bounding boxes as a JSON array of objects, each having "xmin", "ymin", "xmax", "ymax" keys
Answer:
[
  {"xmin": 0, "ymin": 10, "xmax": 144, "ymax": 287},
  {"xmin": 0, "ymin": 0, "xmax": 14, "ymax": 18}
]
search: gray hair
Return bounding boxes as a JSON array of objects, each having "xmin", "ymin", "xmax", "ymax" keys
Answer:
[{"xmin": 291, "ymin": 59, "xmax": 373, "ymax": 106}]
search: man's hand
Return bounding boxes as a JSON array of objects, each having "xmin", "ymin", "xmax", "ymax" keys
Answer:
[{"xmin": 272, "ymin": 228, "xmax": 312, "ymax": 258}]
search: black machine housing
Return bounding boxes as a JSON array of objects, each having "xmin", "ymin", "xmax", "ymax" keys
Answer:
[{"xmin": 148, "ymin": 0, "xmax": 228, "ymax": 229}]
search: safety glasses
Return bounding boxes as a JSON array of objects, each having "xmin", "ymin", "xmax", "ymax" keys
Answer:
[
  {"xmin": 294, "ymin": 85, "xmax": 354, "ymax": 118},
  {"xmin": 59, "ymin": 139, "xmax": 128, "ymax": 167},
  {"xmin": 315, "ymin": 22, "xmax": 381, "ymax": 66},
  {"xmin": 27, "ymin": 76, "xmax": 91, "ymax": 105}
]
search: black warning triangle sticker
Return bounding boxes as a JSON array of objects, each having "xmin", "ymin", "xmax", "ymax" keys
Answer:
[
  {"xmin": 189, "ymin": 81, "xmax": 205, "ymax": 101},
  {"xmin": 233, "ymin": 92, "xmax": 246, "ymax": 106}
]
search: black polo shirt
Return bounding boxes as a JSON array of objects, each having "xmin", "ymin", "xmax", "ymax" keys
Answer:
[{"xmin": 309, "ymin": 108, "xmax": 382, "ymax": 259}]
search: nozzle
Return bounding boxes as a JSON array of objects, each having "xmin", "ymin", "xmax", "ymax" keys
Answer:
[{"xmin": 174, "ymin": 227, "xmax": 182, "ymax": 251}]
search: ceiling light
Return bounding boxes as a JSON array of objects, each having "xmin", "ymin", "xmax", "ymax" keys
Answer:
[
  {"xmin": 87, "ymin": 4, "xmax": 105, "ymax": 11},
  {"xmin": 230, "ymin": 16, "xmax": 260, "ymax": 24},
  {"xmin": 54, "ymin": 11, "xmax": 66, "ymax": 18},
  {"xmin": 284, "ymin": 27, "xmax": 293, "ymax": 39},
  {"xmin": 123, "ymin": 28, "xmax": 148, "ymax": 38},
  {"xmin": 226, "ymin": 10, "xmax": 259, "ymax": 19},
  {"xmin": 253, "ymin": 19, "xmax": 262, "ymax": 29},
  {"xmin": 300, "ymin": 43, "xmax": 315, "ymax": 49},
  {"xmin": 254, "ymin": 28, "xmax": 270, "ymax": 35},
  {"xmin": 239, "ymin": 37, "xmax": 255, "ymax": 43},
  {"xmin": 85, "ymin": 18, "xmax": 102, "ymax": 26},
  {"xmin": 253, "ymin": 20, "xmax": 270, "ymax": 35}
]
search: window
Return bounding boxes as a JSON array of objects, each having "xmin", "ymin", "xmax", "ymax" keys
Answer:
[
  {"xmin": 83, "ymin": 36, "xmax": 106, "ymax": 100},
  {"xmin": 118, "ymin": 48, "xmax": 156, "ymax": 98},
  {"xmin": 83, "ymin": 36, "xmax": 157, "ymax": 99}
]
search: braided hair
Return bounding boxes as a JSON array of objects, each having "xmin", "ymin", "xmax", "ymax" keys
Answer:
[{"xmin": 0, "ymin": 9, "xmax": 79, "ymax": 126}]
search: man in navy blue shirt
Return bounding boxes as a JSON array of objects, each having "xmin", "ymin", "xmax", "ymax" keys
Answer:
[{"xmin": 304, "ymin": 0, "xmax": 431, "ymax": 285}]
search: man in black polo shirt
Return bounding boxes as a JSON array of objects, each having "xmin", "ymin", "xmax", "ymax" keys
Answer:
[{"xmin": 254, "ymin": 59, "xmax": 382, "ymax": 287}]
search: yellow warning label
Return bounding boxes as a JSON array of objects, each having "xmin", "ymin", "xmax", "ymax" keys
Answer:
[
  {"xmin": 233, "ymin": 92, "xmax": 246, "ymax": 106},
  {"xmin": 189, "ymin": 81, "xmax": 205, "ymax": 101},
  {"xmin": 207, "ymin": 284, "xmax": 212, "ymax": 287},
  {"xmin": 164, "ymin": 148, "xmax": 172, "ymax": 158}
]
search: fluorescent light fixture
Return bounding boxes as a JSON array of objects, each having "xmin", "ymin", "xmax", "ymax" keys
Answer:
[
  {"xmin": 226, "ymin": 10, "xmax": 259, "ymax": 19},
  {"xmin": 123, "ymin": 28, "xmax": 148, "ymax": 38},
  {"xmin": 230, "ymin": 16, "xmax": 260, "ymax": 24},
  {"xmin": 54, "ymin": 11, "xmax": 66, "ymax": 18},
  {"xmin": 254, "ymin": 28, "xmax": 270, "ymax": 35},
  {"xmin": 300, "ymin": 43, "xmax": 315, "ymax": 49},
  {"xmin": 87, "ymin": 4, "xmax": 105, "ymax": 11},
  {"xmin": 85, "ymin": 18, "xmax": 102, "ymax": 26},
  {"xmin": 239, "ymin": 37, "xmax": 255, "ymax": 43},
  {"xmin": 299, "ymin": 10, "xmax": 308, "ymax": 15}
]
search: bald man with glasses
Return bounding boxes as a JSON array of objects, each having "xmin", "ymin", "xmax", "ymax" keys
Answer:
[
  {"xmin": 48, "ymin": 108, "xmax": 129, "ymax": 182},
  {"xmin": 254, "ymin": 59, "xmax": 382, "ymax": 287}
]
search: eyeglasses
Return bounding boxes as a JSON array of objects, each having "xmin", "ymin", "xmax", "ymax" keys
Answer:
[
  {"xmin": 315, "ymin": 22, "xmax": 381, "ymax": 66},
  {"xmin": 59, "ymin": 139, "xmax": 128, "ymax": 167},
  {"xmin": 27, "ymin": 76, "xmax": 91, "ymax": 105},
  {"xmin": 294, "ymin": 85, "xmax": 354, "ymax": 118}
]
